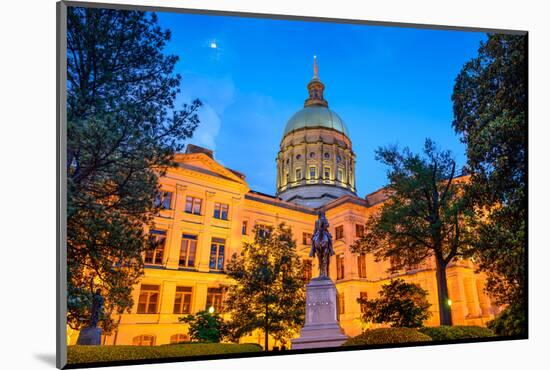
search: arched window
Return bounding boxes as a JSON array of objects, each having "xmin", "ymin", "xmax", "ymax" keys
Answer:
[
  {"xmin": 132, "ymin": 334, "xmax": 155, "ymax": 346},
  {"xmin": 170, "ymin": 334, "xmax": 189, "ymax": 344}
]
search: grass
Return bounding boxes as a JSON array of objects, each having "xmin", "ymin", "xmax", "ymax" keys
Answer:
[{"xmin": 67, "ymin": 342, "xmax": 263, "ymax": 364}]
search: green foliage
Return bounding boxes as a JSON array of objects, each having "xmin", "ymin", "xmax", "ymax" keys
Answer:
[
  {"xmin": 66, "ymin": 7, "xmax": 201, "ymax": 333},
  {"xmin": 487, "ymin": 304, "xmax": 526, "ymax": 336},
  {"xmin": 67, "ymin": 343, "xmax": 262, "ymax": 364},
  {"xmin": 358, "ymin": 279, "xmax": 431, "ymax": 328},
  {"xmin": 224, "ymin": 224, "xmax": 306, "ymax": 350},
  {"xmin": 352, "ymin": 139, "xmax": 473, "ymax": 325},
  {"xmin": 343, "ymin": 328, "xmax": 432, "ymax": 346},
  {"xmin": 419, "ymin": 325, "xmax": 495, "ymax": 341},
  {"xmin": 452, "ymin": 34, "xmax": 526, "ymax": 318},
  {"xmin": 179, "ymin": 310, "xmax": 228, "ymax": 343}
]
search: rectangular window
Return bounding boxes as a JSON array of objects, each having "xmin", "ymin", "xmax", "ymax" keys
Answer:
[
  {"xmin": 213, "ymin": 202, "xmax": 229, "ymax": 220},
  {"xmin": 256, "ymin": 224, "xmax": 271, "ymax": 239},
  {"xmin": 209, "ymin": 238, "xmax": 225, "ymax": 271},
  {"xmin": 355, "ymin": 224, "xmax": 365, "ymax": 238},
  {"xmin": 324, "ymin": 166, "xmax": 331, "ymax": 180},
  {"xmin": 179, "ymin": 234, "xmax": 197, "ymax": 268},
  {"xmin": 137, "ymin": 284, "xmax": 160, "ymax": 314},
  {"xmin": 303, "ymin": 259, "xmax": 312, "ymax": 282},
  {"xmin": 360, "ymin": 292, "xmax": 368, "ymax": 313},
  {"xmin": 242, "ymin": 220, "xmax": 248, "ymax": 235},
  {"xmin": 309, "ymin": 166, "xmax": 316, "ymax": 180},
  {"xmin": 337, "ymin": 168, "xmax": 344, "ymax": 182},
  {"xmin": 338, "ymin": 292, "xmax": 345, "ymax": 315},
  {"xmin": 302, "ymin": 232, "xmax": 312, "ymax": 245},
  {"xmin": 335, "ymin": 225, "xmax": 344, "ymax": 240},
  {"xmin": 336, "ymin": 254, "xmax": 345, "ymax": 280},
  {"xmin": 357, "ymin": 254, "xmax": 367, "ymax": 278},
  {"xmin": 206, "ymin": 287, "xmax": 224, "ymax": 313},
  {"xmin": 155, "ymin": 191, "xmax": 173, "ymax": 209},
  {"xmin": 296, "ymin": 168, "xmax": 302, "ymax": 181},
  {"xmin": 145, "ymin": 230, "xmax": 166, "ymax": 265},
  {"xmin": 173, "ymin": 286, "xmax": 192, "ymax": 314},
  {"xmin": 185, "ymin": 196, "xmax": 202, "ymax": 215}
]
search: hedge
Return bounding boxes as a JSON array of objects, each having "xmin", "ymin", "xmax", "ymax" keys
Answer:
[
  {"xmin": 342, "ymin": 328, "xmax": 432, "ymax": 346},
  {"xmin": 67, "ymin": 343, "xmax": 262, "ymax": 364},
  {"xmin": 419, "ymin": 325, "xmax": 495, "ymax": 341}
]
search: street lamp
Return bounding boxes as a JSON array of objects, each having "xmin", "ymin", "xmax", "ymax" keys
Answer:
[{"xmin": 208, "ymin": 306, "xmax": 215, "ymax": 314}]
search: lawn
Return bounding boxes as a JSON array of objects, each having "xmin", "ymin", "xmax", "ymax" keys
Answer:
[{"xmin": 67, "ymin": 343, "xmax": 263, "ymax": 364}]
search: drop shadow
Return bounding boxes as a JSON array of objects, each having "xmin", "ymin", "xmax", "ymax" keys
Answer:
[{"xmin": 34, "ymin": 353, "xmax": 57, "ymax": 367}]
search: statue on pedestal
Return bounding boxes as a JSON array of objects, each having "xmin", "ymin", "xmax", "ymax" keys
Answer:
[
  {"xmin": 310, "ymin": 211, "xmax": 335, "ymax": 278},
  {"xmin": 77, "ymin": 288, "xmax": 104, "ymax": 345},
  {"xmin": 89, "ymin": 288, "xmax": 104, "ymax": 328}
]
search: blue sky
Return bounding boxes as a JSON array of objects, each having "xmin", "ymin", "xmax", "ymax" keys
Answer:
[{"xmin": 157, "ymin": 12, "xmax": 486, "ymax": 196}]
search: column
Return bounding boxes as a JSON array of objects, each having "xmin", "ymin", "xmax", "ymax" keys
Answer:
[
  {"xmin": 197, "ymin": 191, "xmax": 216, "ymax": 272},
  {"xmin": 165, "ymin": 184, "xmax": 187, "ymax": 269}
]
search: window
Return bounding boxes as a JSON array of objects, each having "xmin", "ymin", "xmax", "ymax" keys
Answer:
[
  {"xmin": 337, "ymin": 154, "xmax": 342, "ymax": 163},
  {"xmin": 309, "ymin": 166, "xmax": 316, "ymax": 180},
  {"xmin": 145, "ymin": 230, "xmax": 166, "ymax": 265},
  {"xmin": 355, "ymin": 224, "xmax": 365, "ymax": 238},
  {"xmin": 170, "ymin": 334, "xmax": 189, "ymax": 344},
  {"xmin": 285, "ymin": 171, "xmax": 290, "ymax": 183},
  {"xmin": 324, "ymin": 152, "xmax": 330, "ymax": 159},
  {"xmin": 209, "ymin": 238, "xmax": 225, "ymax": 271},
  {"xmin": 336, "ymin": 254, "xmax": 345, "ymax": 280},
  {"xmin": 185, "ymin": 196, "xmax": 202, "ymax": 215},
  {"xmin": 213, "ymin": 202, "xmax": 229, "ymax": 220},
  {"xmin": 206, "ymin": 287, "xmax": 224, "ymax": 312},
  {"xmin": 359, "ymin": 292, "xmax": 368, "ymax": 313},
  {"xmin": 154, "ymin": 191, "xmax": 173, "ymax": 209},
  {"xmin": 137, "ymin": 285, "xmax": 160, "ymax": 314},
  {"xmin": 242, "ymin": 220, "xmax": 248, "ymax": 235},
  {"xmin": 256, "ymin": 225, "xmax": 271, "ymax": 239},
  {"xmin": 302, "ymin": 232, "xmax": 312, "ymax": 245},
  {"xmin": 303, "ymin": 259, "xmax": 312, "ymax": 282},
  {"xmin": 357, "ymin": 254, "xmax": 367, "ymax": 278},
  {"xmin": 324, "ymin": 166, "xmax": 331, "ymax": 180},
  {"xmin": 338, "ymin": 292, "xmax": 345, "ymax": 315},
  {"xmin": 179, "ymin": 234, "xmax": 197, "ymax": 268},
  {"xmin": 296, "ymin": 168, "xmax": 302, "ymax": 180},
  {"xmin": 296, "ymin": 154, "xmax": 302, "ymax": 160},
  {"xmin": 133, "ymin": 334, "xmax": 155, "ymax": 346},
  {"xmin": 337, "ymin": 168, "xmax": 344, "ymax": 182},
  {"xmin": 335, "ymin": 225, "xmax": 344, "ymax": 240},
  {"xmin": 309, "ymin": 152, "xmax": 315, "ymax": 158},
  {"xmin": 173, "ymin": 286, "xmax": 192, "ymax": 314}
]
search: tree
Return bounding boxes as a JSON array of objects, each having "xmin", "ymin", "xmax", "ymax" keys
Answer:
[
  {"xmin": 224, "ymin": 224, "xmax": 306, "ymax": 351},
  {"xmin": 179, "ymin": 310, "xmax": 228, "ymax": 342},
  {"xmin": 351, "ymin": 139, "xmax": 472, "ymax": 326},
  {"xmin": 66, "ymin": 7, "xmax": 201, "ymax": 333},
  {"xmin": 357, "ymin": 279, "xmax": 431, "ymax": 328},
  {"xmin": 452, "ymin": 34, "xmax": 526, "ymax": 335}
]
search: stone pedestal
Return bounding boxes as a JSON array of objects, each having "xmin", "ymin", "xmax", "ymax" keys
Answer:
[
  {"xmin": 76, "ymin": 327, "xmax": 102, "ymax": 345},
  {"xmin": 291, "ymin": 277, "xmax": 348, "ymax": 349}
]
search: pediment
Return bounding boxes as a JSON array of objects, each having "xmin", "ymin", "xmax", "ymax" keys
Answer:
[{"xmin": 172, "ymin": 153, "xmax": 246, "ymax": 184}]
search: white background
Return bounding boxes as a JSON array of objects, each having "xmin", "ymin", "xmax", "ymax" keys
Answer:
[{"xmin": 0, "ymin": 0, "xmax": 548, "ymax": 369}]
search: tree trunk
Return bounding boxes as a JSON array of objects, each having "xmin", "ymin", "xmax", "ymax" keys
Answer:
[
  {"xmin": 264, "ymin": 303, "xmax": 269, "ymax": 351},
  {"xmin": 435, "ymin": 257, "xmax": 453, "ymax": 326}
]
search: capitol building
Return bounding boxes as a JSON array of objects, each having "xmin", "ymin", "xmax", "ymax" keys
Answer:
[{"xmin": 68, "ymin": 59, "xmax": 498, "ymax": 347}]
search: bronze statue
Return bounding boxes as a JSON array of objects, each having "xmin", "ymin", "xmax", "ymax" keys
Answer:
[
  {"xmin": 310, "ymin": 211, "xmax": 335, "ymax": 278},
  {"xmin": 89, "ymin": 288, "xmax": 104, "ymax": 328}
]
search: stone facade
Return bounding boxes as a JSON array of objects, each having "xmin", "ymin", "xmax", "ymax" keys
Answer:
[{"xmin": 66, "ymin": 60, "xmax": 499, "ymax": 348}]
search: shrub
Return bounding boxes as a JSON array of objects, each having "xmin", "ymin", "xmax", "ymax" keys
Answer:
[
  {"xmin": 419, "ymin": 325, "xmax": 495, "ymax": 341},
  {"xmin": 67, "ymin": 343, "xmax": 262, "ymax": 364},
  {"xmin": 357, "ymin": 279, "xmax": 432, "ymax": 328},
  {"xmin": 342, "ymin": 328, "xmax": 432, "ymax": 346},
  {"xmin": 179, "ymin": 310, "xmax": 228, "ymax": 342},
  {"xmin": 487, "ymin": 304, "xmax": 526, "ymax": 336}
]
